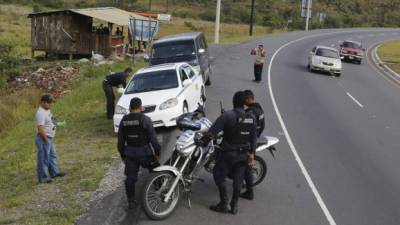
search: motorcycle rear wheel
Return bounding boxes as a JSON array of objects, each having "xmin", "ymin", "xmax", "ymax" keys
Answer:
[
  {"xmin": 141, "ymin": 171, "xmax": 181, "ymax": 220},
  {"xmin": 252, "ymin": 155, "xmax": 267, "ymax": 186}
]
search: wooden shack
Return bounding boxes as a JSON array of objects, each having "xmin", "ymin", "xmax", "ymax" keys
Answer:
[{"xmin": 28, "ymin": 7, "xmax": 155, "ymax": 58}]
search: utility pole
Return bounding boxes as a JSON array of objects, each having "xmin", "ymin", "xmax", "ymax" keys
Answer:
[
  {"xmin": 305, "ymin": 0, "xmax": 311, "ymax": 31},
  {"xmin": 149, "ymin": 0, "xmax": 152, "ymax": 11},
  {"xmin": 214, "ymin": 0, "xmax": 221, "ymax": 44},
  {"xmin": 249, "ymin": 0, "xmax": 255, "ymax": 36}
]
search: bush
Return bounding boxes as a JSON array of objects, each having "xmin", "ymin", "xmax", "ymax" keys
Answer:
[
  {"xmin": 199, "ymin": 10, "xmax": 215, "ymax": 21},
  {"xmin": 0, "ymin": 40, "xmax": 21, "ymax": 89}
]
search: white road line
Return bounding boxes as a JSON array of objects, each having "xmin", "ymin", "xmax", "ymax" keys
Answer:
[
  {"xmin": 267, "ymin": 32, "xmax": 343, "ymax": 225},
  {"xmin": 346, "ymin": 92, "xmax": 364, "ymax": 108}
]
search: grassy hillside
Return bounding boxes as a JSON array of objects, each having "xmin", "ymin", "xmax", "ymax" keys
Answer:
[
  {"xmin": 378, "ymin": 39, "xmax": 400, "ymax": 74},
  {"xmin": 3, "ymin": 0, "xmax": 400, "ymax": 29},
  {"xmin": 0, "ymin": 60, "xmax": 146, "ymax": 225},
  {"xmin": 0, "ymin": 3, "xmax": 279, "ymax": 59},
  {"xmin": 0, "ymin": 5, "xmax": 31, "ymax": 56}
]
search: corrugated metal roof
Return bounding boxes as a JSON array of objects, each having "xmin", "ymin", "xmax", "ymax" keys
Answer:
[
  {"xmin": 28, "ymin": 7, "xmax": 156, "ymax": 25},
  {"xmin": 71, "ymin": 7, "xmax": 155, "ymax": 25}
]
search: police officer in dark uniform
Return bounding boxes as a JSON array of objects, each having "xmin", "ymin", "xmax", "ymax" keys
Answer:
[
  {"xmin": 117, "ymin": 97, "xmax": 161, "ymax": 209},
  {"xmin": 240, "ymin": 89, "xmax": 265, "ymax": 200},
  {"xmin": 103, "ymin": 67, "xmax": 133, "ymax": 119},
  {"xmin": 205, "ymin": 91, "xmax": 257, "ymax": 215}
]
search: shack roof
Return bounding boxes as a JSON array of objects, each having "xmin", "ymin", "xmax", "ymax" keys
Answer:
[{"xmin": 28, "ymin": 7, "xmax": 156, "ymax": 26}]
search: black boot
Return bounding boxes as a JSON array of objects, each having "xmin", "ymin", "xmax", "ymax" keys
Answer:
[
  {"xmin": 210, "ymin": 186, "xmax": 229, "ymax": 213},
  {"xmin": 230, "ymin": 202, "xmax": 238, "ymax": 215},
  {"xmin": 240, "ymin": 189, "xmax": 254, "ymax": 200},
  {"xmin": 209, "ymin": 202, "xmax": 229, "ymax": 213},
  {"xmin": 230, "ymin": 188, "xmax": 241, "ymax": 215}
]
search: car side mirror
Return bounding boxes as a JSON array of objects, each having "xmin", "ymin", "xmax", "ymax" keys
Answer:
[
  {"xmin": 182, "ymin": 79, "xmax": 192, "ymax": 87},
  {"xmin": 117, "ymin": 87, "xmax": 125, "ymax": 94},
  {"xmin": 198, "ymin": 49, "xmax": 205, "ymax": 54},
  {"xmin": 144, "ymin": 54, "xmax": 150, "ymax": 62}
]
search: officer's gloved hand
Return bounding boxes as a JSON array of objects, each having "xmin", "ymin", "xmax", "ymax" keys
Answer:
[
  {"xmin": 248, "ymin": 153, "xmax": 255, "ymax": 168},
  {"xmin": 196, "ymin": 132, "xmax": 212, "ymax": 147}
]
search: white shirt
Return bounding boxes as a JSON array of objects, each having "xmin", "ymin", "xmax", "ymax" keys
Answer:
[{"xmin": 35, "ymin": 106, "xmax": 56, "ymax": 138}]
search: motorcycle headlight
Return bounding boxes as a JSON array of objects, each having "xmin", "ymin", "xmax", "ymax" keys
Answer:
[
  {"xmin": 159, "ymin": 98, "xmax": 178, "ymax": 110},
  {"xmin": 115, "ymin": 105, "xmax": 129, "ymax": 115}
]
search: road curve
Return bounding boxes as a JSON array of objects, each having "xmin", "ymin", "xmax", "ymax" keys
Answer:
[{"xmin": 77, "ymin": 28, "xmax": 400, "ymax": 225}]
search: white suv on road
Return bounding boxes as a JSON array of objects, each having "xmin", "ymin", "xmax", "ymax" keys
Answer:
[
  {"xmin": 308, "ymin": 46, "xmax": 343, "ymax": 77},
  {"xmin": 113, "ymin": 63, "xmax": 205, "ymax": 132}
]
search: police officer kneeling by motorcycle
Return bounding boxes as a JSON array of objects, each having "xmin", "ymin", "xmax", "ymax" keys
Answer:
[
  {"xmin": 203, "ymin": 91, "xmax": 257, "ymax": 215},
  {"xmin": 117, "ymin": 97, "xmax": 161, "ymax": 209}
]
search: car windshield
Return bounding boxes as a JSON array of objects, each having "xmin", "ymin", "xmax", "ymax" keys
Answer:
[
  {"xmin": 151, "ymin": 40, "xmax": 196, "ymax": 62},
  {"xmin": 125, "ymin": 70, "xmax": 178, "ymax": 94},
  {"xmin": 316, "ymin": 48, "xmax": 339, "ymax": 59},
  {"xmin": 343, "ymin": 42, "xmax": 362, "ymax": 49}
]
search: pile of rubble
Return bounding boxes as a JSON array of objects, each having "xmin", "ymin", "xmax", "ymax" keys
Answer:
[{"xmin": 8, "ymin": 66, "xmax": 80, "ymax": 97}]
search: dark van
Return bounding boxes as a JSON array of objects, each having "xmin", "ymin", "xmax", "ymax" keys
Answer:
[{"xmin": 149, "ymin": 32, "xmax": 212, "ymax": 85}]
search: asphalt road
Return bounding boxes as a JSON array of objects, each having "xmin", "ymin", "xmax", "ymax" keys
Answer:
[{"xmin": 77, "ymin": 28, "xmax": 400, "ymax": 225}]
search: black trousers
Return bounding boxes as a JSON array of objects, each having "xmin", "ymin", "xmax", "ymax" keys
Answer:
[
  {"xmin": 213, "ymin": 151, "xmax": 247, "ymax": 206},
  {"xmin": 243, "ymin": 164, "xmax": 254, "ymax": 191},
  {"xmin": 102, "ymin": 80, "xmax": 115, "ymax": 119},
  {"xmin": 124, "ymin": 155, "xmax": 154, "ymax": 202},
  {"xmin": 254, "ymin": 64, "xmax": 264, "ymax": 81}
]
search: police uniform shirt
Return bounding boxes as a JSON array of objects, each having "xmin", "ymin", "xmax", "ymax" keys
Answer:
[
  {"xmin": 117, "ymin": 113, "xmax": 161, "ymax": 159},
  {"xmin": 208, "ymin": 108, "xmax": 257, "ymax": 153},
  {"xmin": 105, "ymin": 72, "xmax": 128, "ymax": 88},
  {"xmin": 246, "ymin": 102, "xmax": 265, "ymax": 137}
]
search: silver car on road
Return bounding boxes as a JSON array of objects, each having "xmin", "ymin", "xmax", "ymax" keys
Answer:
[{"xmin": 308, "ymin": 46, "xmax": 343, "ymax": 77}]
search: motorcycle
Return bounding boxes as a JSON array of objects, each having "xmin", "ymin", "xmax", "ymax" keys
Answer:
[{"xmin": 140, "ymin": 106, "xmax": 279, "ymax": 220}]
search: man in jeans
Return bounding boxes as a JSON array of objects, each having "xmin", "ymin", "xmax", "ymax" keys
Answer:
[{"xmin": 35, "ymin": 94, "xmax": 66, "ymax": 183}]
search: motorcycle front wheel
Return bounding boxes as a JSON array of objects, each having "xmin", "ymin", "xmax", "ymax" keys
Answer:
[
  {"xmin": 252, "ymin": 155, "xmax": 267, "ymax": 186},
  {"xmin": 141, "ymin": 171, "xmax": 181, "ymax": 220}
]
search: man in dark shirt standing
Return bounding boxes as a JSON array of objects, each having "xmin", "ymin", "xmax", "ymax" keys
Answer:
[
  {"xmin": 205, "ymin": 91, "xmax": 257, "ymax": 215},
  {"xmin": 241, "ymin": 89, "xmax": 265, "ymax": 200},
  {"xmin": 118, "ymin": 97, "xmax": 161, "ymax": 209},
  {"xmin": 103, "ymin": 67, "xmax": 133, "ymax": 119}
]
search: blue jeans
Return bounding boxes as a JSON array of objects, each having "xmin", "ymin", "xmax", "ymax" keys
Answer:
[{"xmin": 35, "ymin": 135, "xmax": 59, "ymax": 182}]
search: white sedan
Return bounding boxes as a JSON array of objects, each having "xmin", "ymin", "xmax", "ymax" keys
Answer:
[
  {"xmin": 113, "ymin": 63, "xmax": 205, "ymax": 132},
  {"xmin": 308, "ymin": 46, "xmax": 343, "ymax": 77}
]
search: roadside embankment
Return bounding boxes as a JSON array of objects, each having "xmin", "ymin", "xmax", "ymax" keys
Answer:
[
  {"xmin": 378, "ymin": 39, "xmax": 400, "ymax": 75},
  {"xmin": 0, "ymin": 60, "xmax": 145, "ymax": 225}
]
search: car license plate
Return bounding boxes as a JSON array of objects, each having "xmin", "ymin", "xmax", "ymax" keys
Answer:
[{"xmin": 349, "ymin": 56, "xmax": 354, "ymax": 59}]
